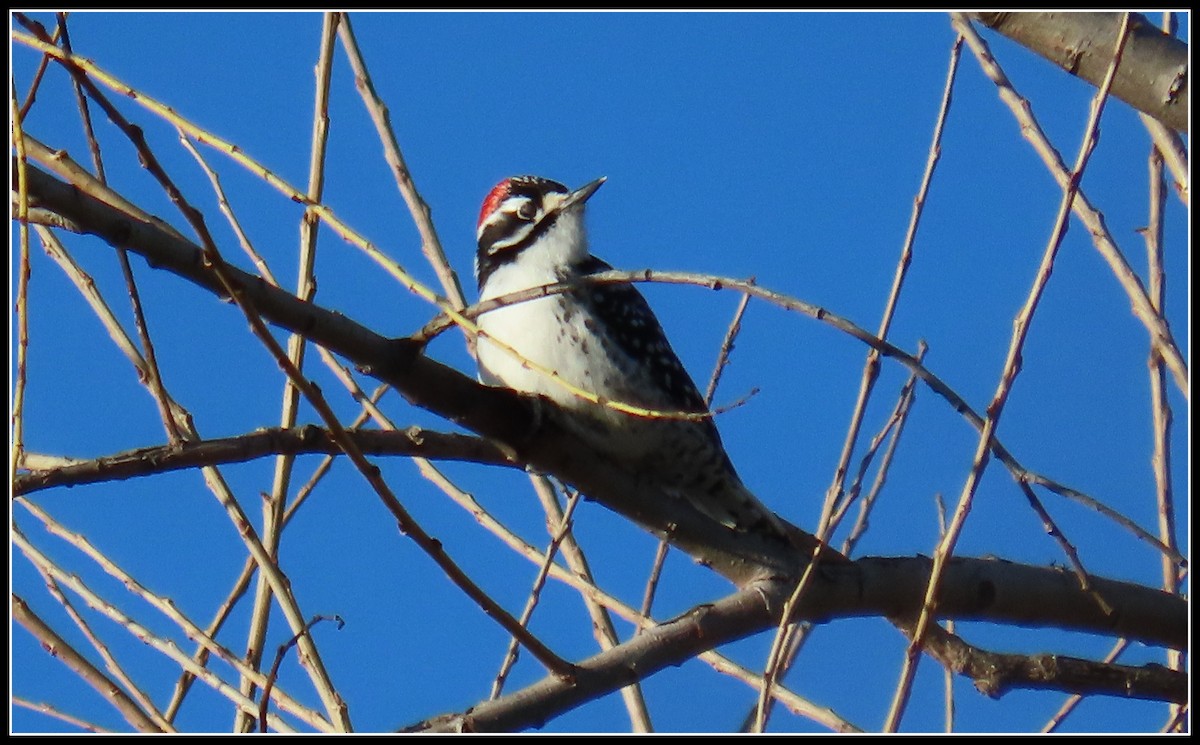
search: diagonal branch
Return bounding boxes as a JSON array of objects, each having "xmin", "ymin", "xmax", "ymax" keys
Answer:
[
  {"xmin": 18, "ymin": 161, "xmax": 1188, "ymax": 589},
  {"xmin": 12, "ymin": 594, "xmax": 165, "ymax": 733},
  {"xmin": 968, "ymin": 12, "xmax": 1187, "ymax": 132},
  {"xmin": 952, "ymin": 14, "xmax": 1188, "ymax": 398},
  {"xmin": 886, "ymin": 14, "xmax": 1136, "ymax": 730},
  {"xmin": 335, "ymin": 12, "xmax": 468, "ymax": 314}
]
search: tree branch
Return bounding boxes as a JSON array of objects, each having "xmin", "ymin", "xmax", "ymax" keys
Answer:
[
  {"xmin": 14, "ymin": 426, "xmax": 514, "ymax": 495},
  {"xmin": 13, "ymin": 163, "xmax": 1188, "ymax": 651},
  {"xmin": 969, "ymin": 12, "xmax": 1188, "ymax": 132},
  {"xmin": 405, "ymin": 568, "xmax": 1186, "ymax": 732},
  {"xmin": 13, "ymin": 160, "xmax": 820, "ymax": 584}
]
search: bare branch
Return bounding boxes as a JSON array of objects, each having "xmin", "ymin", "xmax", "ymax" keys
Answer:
[
  {"xmin": 887, "ymin": 15, "xmax": 1135, "ymax": 730},
  {"xmin": 335, "ymin": 12, "xmax": 469, "ymax": 314},
  {"xmin": 821, "ymin": 33, "xmax": 961, "ymax": 535},
  {"xmin": 969, "ymin": 12, "xmax": 1187, "ymax": 132},
  {"xmin": 952, "ymin": 14, "xmax": 1188, "ymax": 397},
  {"xmin": 17, "ymin": 162, "xmax": 1187, "ymax": 595},
  {"xmin": 14, "ymin": 426, "xmax": 513, "ymax": 495},
  {"xmin": 12, "ymin": 593, "xmax": 164, "ymax": 733},
  {"xmin": 407, "ymin": 569, "xmax": 1186, "ymax": 732},
  {"xmin": 13, "ymin": 696, "xmax": 113, "ymax": 734}
]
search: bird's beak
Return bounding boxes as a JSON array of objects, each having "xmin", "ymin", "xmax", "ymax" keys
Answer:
[{"xmin": 560, "ymin": 176, "xmax": 607, "ymax": 211}]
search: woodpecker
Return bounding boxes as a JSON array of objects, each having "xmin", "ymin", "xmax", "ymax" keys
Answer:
[{"xmin": 474, "ymin": 175, "xmax": 789, "ymax": 541}]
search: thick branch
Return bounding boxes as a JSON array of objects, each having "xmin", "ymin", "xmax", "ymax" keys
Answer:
[
  {"xmin": 13, "ymin": 164, "xmax": 1187, "ymax": 648},
  {"xmin": 406, "ymin": 567, "xmax": 1186, "ymax": 732},
  {"xmin": 14, "ymin": 162, "xmax": 812, "ymax": 584},
  {"xmin": 970, "ymin": 12, "xmax": 1187, "ymax": 132}
]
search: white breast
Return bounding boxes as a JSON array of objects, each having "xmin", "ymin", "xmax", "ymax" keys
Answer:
[
  {"xmin": 477, "ymin": 228, "xmax": 631, "ymax": 416},
  {"xmin": 477, "ymin": 263, "xmax": 606, "ymax": 409}
]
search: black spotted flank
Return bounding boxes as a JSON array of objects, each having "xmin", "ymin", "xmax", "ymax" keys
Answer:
[{"xmin": 567, "ymin": 256, "xmax": 710, "ymax": 416}]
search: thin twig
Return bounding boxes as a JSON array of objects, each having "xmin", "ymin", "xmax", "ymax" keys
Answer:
[
  {"xmin": 12, "ymin": 695, "xmax": 112, "ymax": 733},
  {"xmin": 11, "ymin": 592, "xmax": 164, "ymax": 733},
  {"xmin": 259, "ymin": 615, "xmax": 346, "ymax": 733},
  {"xmin": 116, "ymin": 246, "xmax": 186, "ymax": 442},
  {"xmin": 935, "ymin": 494, "xmax": 956, "ymax": 733},
  {"xmin": 57, "ymin": 13, "xmax": 104, "ymax": 182},
  {"xmin": 490, "ymin": 489, "xmax": 584, "ymax": 699},
  {"xmin": 637, "ymin": 538, "xmax": 672, "ymax": 631},
  {"xmin": 178, "ymin": 136, "xmax": 280, "ymax": 283},
  {"xmin": 1140, "ymin": 114, "xmax": 1189, "ymax": 204},
  {"xmin": 334, "ymin": 11, "xmax": 468, "ymax": 314},
  {"xmin": 819, "ymin": 34, "xmax": 960, "ymax": 533},
  {"xmin": 832, "ymin": 342, "xmax": 927, "ymax": 537},
  {"xmin": 703, "ymin": 291, "xmax": 755, "ymax": 406},
  {"xmin": 950, "ymin": 13, "xmax": 1188, "ymax": 398},
  {"xmin": 884, "ymin": 14, "xmax": 1134, "ymax": 731},
  {"xmin": 10, "ymin": 79, "xmax": 32, "ymax": 474},
  {"xmin": 15, "ymin": 14, "xmax": 61, "ymax": 118}
]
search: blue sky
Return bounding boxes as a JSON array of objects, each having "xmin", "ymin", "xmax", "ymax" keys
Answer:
[{"xmin": 10, "ymin": 11, "xmax": 1190, "ymax": 733}]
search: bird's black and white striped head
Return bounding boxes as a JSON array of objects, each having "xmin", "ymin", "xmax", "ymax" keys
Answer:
[{"xmin": 475, "ymin": 175, "xmax": 605, "ymax": 288}]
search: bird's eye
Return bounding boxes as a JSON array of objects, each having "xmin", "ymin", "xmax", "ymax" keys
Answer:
[{"xmin": 516, "ymin": 201, "xmax": 537, "ymax": 221}]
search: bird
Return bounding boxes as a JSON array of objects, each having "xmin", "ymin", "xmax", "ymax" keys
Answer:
[{"xmin": 473, "ymin": 175, "xmax": 790, "ymax": 542}]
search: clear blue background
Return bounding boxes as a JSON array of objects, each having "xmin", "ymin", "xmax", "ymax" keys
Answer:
[{"xmin": 11, "ymin": 11, "xmax": 1190, "ymax": 733}]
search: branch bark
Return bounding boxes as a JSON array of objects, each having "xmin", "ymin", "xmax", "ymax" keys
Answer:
[
  {"xmin": 13, "ymin": 160, "xmax": 820, "ymax": 584},
  {"xmin": 12, "ymin": 159, "xmax": 1190, "ymax": 731},
  {"xmin": 14, "ymin": 426, "xmax": 514, "ymax": 495},
  {"xmin": 969, "ymin": 12, "xmax": 1188, "ymax": 132},
  {"xmin": 405, "ymin": 567, "xmax": 1186, "ymax": 732},
  {"xmin": 12, "ymin": 163, "xmax": 1188, "ymax": 642}
]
